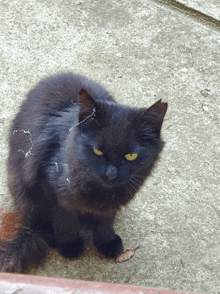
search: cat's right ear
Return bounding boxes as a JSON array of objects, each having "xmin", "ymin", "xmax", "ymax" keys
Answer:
[
  {"xmin": 145, "ymin": 99, "xmax": 168, "ymax": 130},
  {"xmin": 78, "ymin": 89, "xmax": 97, "ymax": 122}
]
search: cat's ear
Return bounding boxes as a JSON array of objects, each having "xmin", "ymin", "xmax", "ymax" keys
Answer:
[
  {"xmin": 142, "ymin": 99, "xmax": 168, "ymax": 130},
  {"xmin": 78, "ymin": 89, "xmax": 97, "ymax": 122}
]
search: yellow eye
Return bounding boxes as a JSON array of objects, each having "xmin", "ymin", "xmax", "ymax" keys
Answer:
[
  {"xmin": 93, "ymin": 148, "xmax": 103, "ymax": 156},
  {"xmin": 125, "ymin": 153, "xmax": 138, "ymax": 161}
]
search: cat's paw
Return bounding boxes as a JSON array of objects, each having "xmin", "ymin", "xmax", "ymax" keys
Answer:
[
  {"xmin": 94, "ymin": 234, "xmax": 124, "ymax": 258},
  {"xmin": 42, "ymin": 233, "xmax": 58, "ymax": 249},
  {"xmin": 57, "ymin": 237, "xmax": 84, "ymax": 259}
]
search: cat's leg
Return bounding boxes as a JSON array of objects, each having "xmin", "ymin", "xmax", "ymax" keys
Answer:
[
  {"xmin": 53, "ymin": 207, "xmax": 84, "ymax": 259},
  {"xmin": 92, "ymin": 215, "xmax": 124, "ymax": 258}
]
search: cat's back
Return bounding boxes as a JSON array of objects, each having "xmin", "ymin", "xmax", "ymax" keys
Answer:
[
  {"xmin": 25, "ymin": 72, "xmax": 114, "ymax": 112},
  {"xmin": 11, "ymin": 72, "xmax": 115, "ymax": 133}
]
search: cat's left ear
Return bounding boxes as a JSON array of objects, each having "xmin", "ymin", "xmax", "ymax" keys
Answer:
[
  {"xmin": 142, "ymin": 99, "xmax": 168, "ymax": 130},
  {"xmin": 78, "ymin": 89, "xmax": 99, "ymax": 122}
]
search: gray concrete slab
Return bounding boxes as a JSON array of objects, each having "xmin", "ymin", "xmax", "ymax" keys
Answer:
[{"xmin": 0, "ymin": 0, "xmax": 219, "ymax": 293}]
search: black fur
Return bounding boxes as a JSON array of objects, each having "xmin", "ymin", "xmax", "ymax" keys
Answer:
[{"xmin": 0, "ymin": 72, "xmax": 167, "ymax": 272}]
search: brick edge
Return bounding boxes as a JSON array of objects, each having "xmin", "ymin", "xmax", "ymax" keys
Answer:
[{"xmin": 0, "ymin": 273, "xmax": 199, "ymax": 294}]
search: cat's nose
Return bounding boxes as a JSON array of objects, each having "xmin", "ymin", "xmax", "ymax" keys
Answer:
[{"xmin": 106, "ymin": 165, "xmax": 118, "ymax": 181}]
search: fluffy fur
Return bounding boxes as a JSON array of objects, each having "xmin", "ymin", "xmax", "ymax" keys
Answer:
[{"xmin": 0, "ymin": 72, "xmax": 167, "ymax": 272}]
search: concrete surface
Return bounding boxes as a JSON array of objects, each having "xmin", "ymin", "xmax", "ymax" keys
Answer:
[{"xmin": 0, "ymin": 0, "xmax": 219, "ymax": 293}]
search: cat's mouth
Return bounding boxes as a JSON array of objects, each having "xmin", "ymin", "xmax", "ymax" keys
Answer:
[{"xmin": 103, "ymin": 176, "xmax": 120, "ymax": 188}]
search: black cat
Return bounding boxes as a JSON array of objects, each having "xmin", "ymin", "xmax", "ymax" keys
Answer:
[{"xmin": 0, "ymin": 72, "xmax": 167, "ymax": 273}]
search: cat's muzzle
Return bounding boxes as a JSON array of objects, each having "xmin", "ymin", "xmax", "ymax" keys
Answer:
[{"xmin": 106, "ymin": 165, "xmax": 118, "ymax": 181}]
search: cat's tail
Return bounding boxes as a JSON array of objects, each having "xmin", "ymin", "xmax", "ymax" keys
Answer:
[{"xmin": 0, "ymin": 225, "xmax": 48, "ymax": 273}]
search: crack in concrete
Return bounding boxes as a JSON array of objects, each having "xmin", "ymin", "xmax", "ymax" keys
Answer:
[{"xmin": 150, "ymin": 0, "xmax": 220, "ymax": 33}]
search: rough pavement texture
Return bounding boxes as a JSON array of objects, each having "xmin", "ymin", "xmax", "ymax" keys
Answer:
[{"xmin": 0, "ymin": 1, "xmax": 219, "ymax": 293}]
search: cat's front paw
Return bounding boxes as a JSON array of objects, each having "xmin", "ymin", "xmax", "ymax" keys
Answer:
[
  {"xmin": 57, "ymin": 237, "xmax": 84, "ymax": 259},
  {"xmin": 94, "ymin": 234, "xmax": 124, "ymax": 258}
]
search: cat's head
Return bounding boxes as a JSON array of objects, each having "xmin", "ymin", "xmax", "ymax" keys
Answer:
[{"xmin": 72, "ymin": 89, "xmax": 167, "ymax": 195}]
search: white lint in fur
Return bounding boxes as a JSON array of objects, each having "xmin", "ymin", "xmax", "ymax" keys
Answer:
[{"xmin": 13, "ymin": 129, "xmax": 33, "ymax": 158}]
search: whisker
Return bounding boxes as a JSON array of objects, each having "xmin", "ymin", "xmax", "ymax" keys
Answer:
[
  {"xmin": 126, "ymin": 178, "xmax": 138, "ymax": 197},
  {"xmin": 129, "ymin": 175, "xmax": 142, "ymax": 187},
  {"xmin": 128, "ymin": 179, "xmax": 137, "ymax": 192},
  {"xmin": 125, "ymin": 182, "xmax": 133, "ymax": 199},
  {"xmin": 132, "ymin": 172, "xmax": 147, "ymax": 182},
  {"xmin": 132, "ymin": 174, "xmax": 145, "ymax": 179}
]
